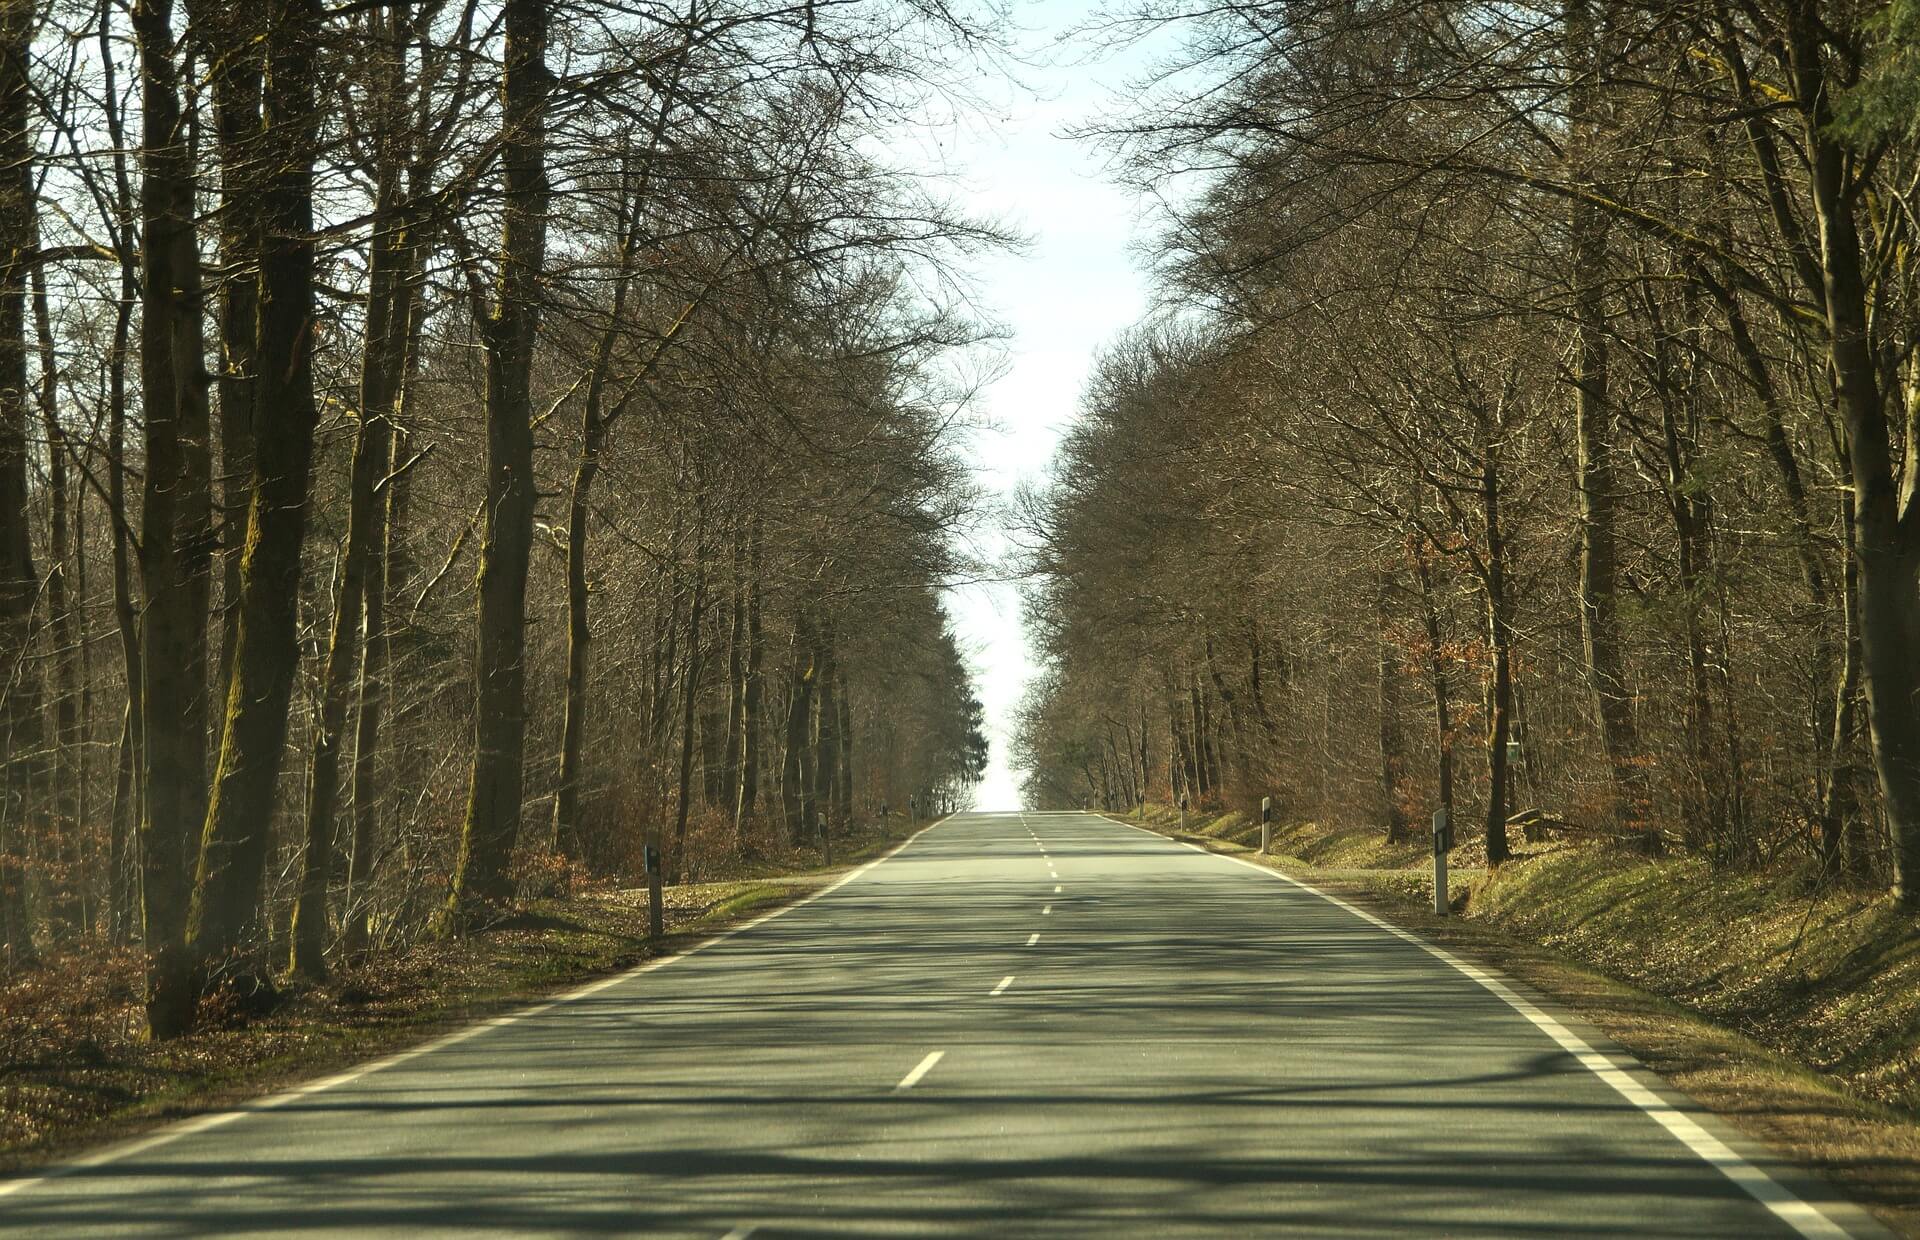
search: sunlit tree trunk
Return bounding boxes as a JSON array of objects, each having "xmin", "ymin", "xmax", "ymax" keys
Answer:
[{"xmin": 445, "ymin": 0, "xmax": 552, "ymax": 929}]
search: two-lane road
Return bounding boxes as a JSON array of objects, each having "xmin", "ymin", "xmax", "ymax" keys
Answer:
[{"xmin": 0, "ymin": 812, "xmax": 1879, "ymax": 1237}]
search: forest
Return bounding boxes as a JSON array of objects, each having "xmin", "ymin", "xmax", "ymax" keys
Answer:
[
  {"xmin": 1017, "ymin": 1, "xmax": 1920, "ymax": 903},
  {"xmin": 0, "ymin": 0, "xmax": 995, "ymax": 1040}
]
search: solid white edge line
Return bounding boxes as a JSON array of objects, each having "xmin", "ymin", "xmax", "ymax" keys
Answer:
[
  {"xmin": 1094, "ymin": 813, "xmax": 1855, "ymax": 1240},
  {"xmin": 0, "ymin": 815, "xmax": 957, "ymax": 1201},
  {"xmin": 894, "ymin": 1050, "xmax": 945, "ymax": 1092}
]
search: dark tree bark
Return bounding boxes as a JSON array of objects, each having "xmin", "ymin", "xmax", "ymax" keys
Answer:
[
  {"xmin": 445, "ymin": 0, "xmax": 552, "ymax": 929},
  {"xmin": 834, "ymin": 668, "xmax": 853, "ymax": 825},
  {"xmin": 134, "ymin": 0, "xmax": 217, "ymax": 1036},
  {"xmin": 1376, "ymin": 569, "xmax": 1409, "ymax": 844},
  {"xmin": 1480, "ymin": 455, "xmax": 1513, "ymax": 867},
  {"xmin": 670, "ymin": 515, "xmax": 708, "ymax": 876},
  {"xmin": 189, "ymin": 0, "xmax": 325, "ymax": 994},
  {"xmin": 30, "ymin": 246, "xmax": 83, "ymax": 931},
  {"xmin": 1567, "ymin": 0, "xmax": 1643, "ymax": 838},
  {"xmin": 781, "ymin": 617, "xmax": 815, "ymax": 844},
  {"xmin": 1778, "ymin": 11, "xmax": 1920, "ymax": 905},
  {"xmin": 813, "ymin": 632, "xmax": 839, "ymax": 837},
  {"xmin": 0, "ymin": 0, "xmax": 40, "ymax": 965},
  {"xmin": 734, "ymin": 522, "xmax": 764, "ymax": 834},
  {"xmin": 189, "ymin": 0, "xmax": 263, "ymax": 703},
  {"xmin": 1413, "ymin": 538, "xmax": 1455, "ymax": 826},
  {"xmin": 722, "ymin": 539, "xmax": 746, "ymax": 824},
  {"xmin": 97, "ymin": 3, "xmax": 144, "ymax": 946}
]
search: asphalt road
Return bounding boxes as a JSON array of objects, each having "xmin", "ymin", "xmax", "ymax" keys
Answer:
[{"xmin": 0, "ymin": 811, "xmax": 1881, "ymax": 1237}]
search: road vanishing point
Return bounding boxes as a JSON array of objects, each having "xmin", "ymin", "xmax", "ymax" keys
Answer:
[{"xmin": 0, "ymin": 811, "xmax": 1886, "ymax": 1238}]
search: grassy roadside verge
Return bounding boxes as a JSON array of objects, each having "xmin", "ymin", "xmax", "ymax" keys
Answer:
[
  {"xmin": 1124, "ymin": 803, "xmax": 1920, "ymax": 1237},
  {"xmin": 0, "ymin": 817, "xmax": 921, "ymax": 1176}
]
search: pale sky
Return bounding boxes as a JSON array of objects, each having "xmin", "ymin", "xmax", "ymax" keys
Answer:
[{"xmin": 936, "ymin": 4, "xmax": 1165, "ymax": 811}]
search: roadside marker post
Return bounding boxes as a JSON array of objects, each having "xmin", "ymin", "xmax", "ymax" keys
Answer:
[
  {"xmin": 1260, "ymin": 796, "xmax": 1272, "ymax": 854},
  {"xmin": 1179, "ymin": 792, "xmax": 1188, "ymax": 835},
  {"xmin": 1431, "ymin": 808, "xmax": 1451, "ymax": 916}
]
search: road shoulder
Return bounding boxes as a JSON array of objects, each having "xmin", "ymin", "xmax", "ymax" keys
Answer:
[
  {"xmin": 1118, "ymin": 812, "xmax": 1920, "ymax": 1240},
  {"xmin": 0, "ymin": 818, "xmax": 940, "ymax": 1182}
]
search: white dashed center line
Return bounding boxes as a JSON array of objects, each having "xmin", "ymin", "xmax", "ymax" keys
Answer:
[
  {"xmin": 895, "ymin": 1051, "xmax": 945, "ymax": 1092},
  {"xmin": 991, "ymin": 976, "xmax": 1014, "ymax": 996},
  {"xmin": 1026, "ymin": 932, "xmax": 1040, "ymax": 946},
  {"xmin": 1042, "ymin": 905, "xmax": 1051, "ymax": 915}
]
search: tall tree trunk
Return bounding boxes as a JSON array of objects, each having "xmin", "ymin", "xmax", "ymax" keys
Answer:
[
  {"xmin": 1376, "ymin": 569, "xmax": 1409, "ymax": 844},
  {"xmin": 722, "ymin": 540, "xmax": 745, "ymax": 825},
  {"xmin": 1782, "ymin": 10, "xmax": 1920, "ymax": 904},
  {"xmin": 290, "ymin": 85, "xmax": 412, "ymax": 974},
  {"xmin": 1820, "ymin": 493, "xmax": 1864, "ymax": 873},
  {"xmin": 30, "ymin": 249, "xmax": 83, "ymax": 931},
  {"xmin": 814, "ymin": 633, "xmax": 840, "ymax": 840},
  {"xmin": 445, "ymin": 0, "xmax": 552, "ymax": 929},
  {"xmin": 670, "ymin": 521, "xmax": 707, "ymax": 877},
  {"xmin": 781, "ymin": 617, "xmax": 814, "ymax": 844},
  {"xmin": 551, "ymin": 153, "xmax": 648, "ymax": 859},
  {"xmin": 551, "ymin": 408, "xmax": 606, "ymax": 858},
  {"xmin": 734, "ymin": 524, "xmax": 764, "ymax": 834},
  {"xmin": 0, "ymin": 0, "xmax": 40, "ymax": 965},
  {"xmin": 834, "ymin": 669, "xmax": 853, "ymax": 825},
  {"xmin": 1414, "ymin": 539, "xmax": 1455, "ymax": 825},
  {"xmin": 344, "ymin": 421, "xmax": 399, "ymax": 956},
  {"xmin": 1566, "ymin": 0, "xmax": 1643, "ymax": 836},
  {"xmin": 346, "ymin": 12, "xmax": 427, "ymax": 952},
  {"xmin": 189, "ymin": 0, "xmax": 324, "ymax": 994},
  {"xmin": 99, "ymin": 1, "xmax": 143, "ymax": 946},
  {"xmin": 190, "ymin": 0, "xmax": 262, "ymax": 705},
  {"xmin": 697, "ymin": 630, "xmax": 726, "ymax": 808},
  {"xmin": 135, "ymin": 0, "xmax": 216, "ymax": 1036},
  {"xmin": 1481, "ymin": 457, "xmax": 1513, "ymax": 867}
]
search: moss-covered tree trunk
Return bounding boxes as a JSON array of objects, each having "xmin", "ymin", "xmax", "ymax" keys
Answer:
[
  {"xmin": 444, "ymin": 0, "xmax": 552, "ymax": 930},
  {"xmin": 189, "ymin": 0, "xmax": 324, "ymax": 997}
]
